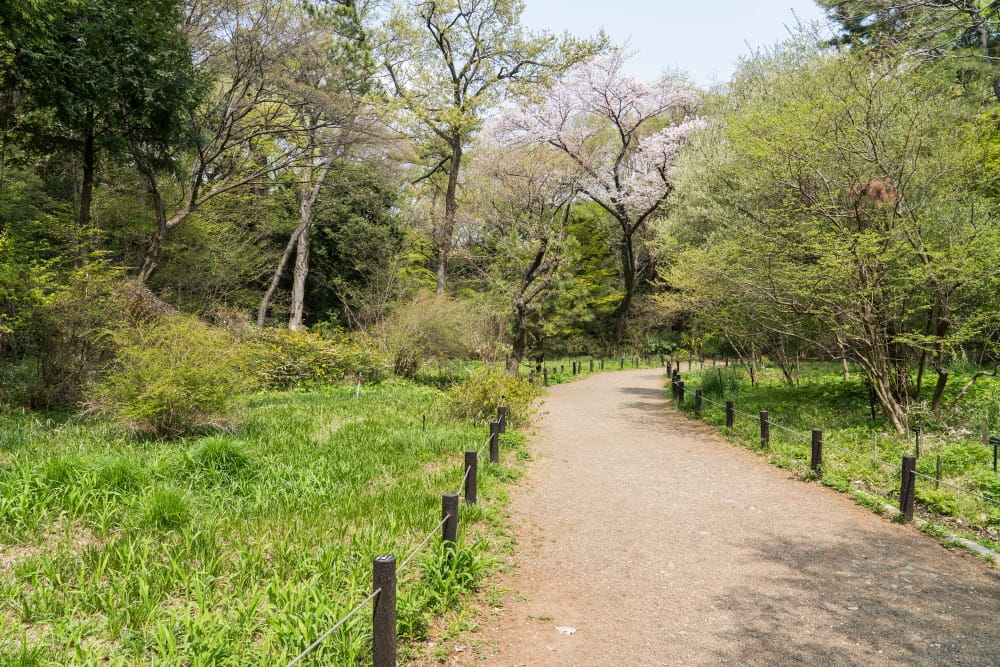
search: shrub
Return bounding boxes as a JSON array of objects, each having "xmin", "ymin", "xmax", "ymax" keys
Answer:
[
  {"xmin": 88, "ymin": 315, "xmax": 248, "ymax": 438},
  {"xmin": 370, "ymin": 292, "xmax": 489, "ymax": 377},
  {"xmin": 242, "ymin": 328, "xmax": 388, "ymax": 388},
  {"xmin": 446, "ymin": 368, "xmax": 539, "ymax": 427}
]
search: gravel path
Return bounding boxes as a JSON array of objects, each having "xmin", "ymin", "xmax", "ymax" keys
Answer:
[{"xmin": 469, "ymin": 369, "xmax": 1000, "ymax": 666}]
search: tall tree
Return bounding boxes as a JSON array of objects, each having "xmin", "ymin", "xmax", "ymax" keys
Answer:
[
  {"xmin": 499, "ymin": 49, "xmax": 703, "ymax": 345},
  {"xmin": 469, "ymin": 137, "xmax": 576, "ymax": 373},
  {"xmin": 1, "ymin": 0, "xmax": 202, "ymax": 246},
  {"xmin": 375, "ymin": 0, "xmax": 602, "ymax": 294},
  {"xmin": 665, "ymin": 44, "xmax": 1000, "ymax": 431},
  {"xmin": 817, "ymin": 0, "xmax": 1000, "ymax": 100},
  {"xmin": 256, "ymin": 0, "xmax": 380, "ymax": 328},
  {"xmin": 134, "ymin": 0, "xmax": 328, "ymax": 284}
]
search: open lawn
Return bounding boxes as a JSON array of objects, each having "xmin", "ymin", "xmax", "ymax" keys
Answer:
[{"xmin": 0, "ymin": 380, "xmax": 522, "ymax": 665}]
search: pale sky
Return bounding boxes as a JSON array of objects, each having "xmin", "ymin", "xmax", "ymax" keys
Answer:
[{"xmin": 521, "ymin": 0, "xmax": 831, "ymax": 86}]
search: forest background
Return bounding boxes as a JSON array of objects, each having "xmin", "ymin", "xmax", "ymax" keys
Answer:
[{"xmin": 0, "ymin": 0, "xmax": 997, "ymax": 435}]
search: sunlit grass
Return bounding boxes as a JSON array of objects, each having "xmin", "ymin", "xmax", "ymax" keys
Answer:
[{"xmin": 0, "ymin": 379, "xmax": 524, "ymax": 664}]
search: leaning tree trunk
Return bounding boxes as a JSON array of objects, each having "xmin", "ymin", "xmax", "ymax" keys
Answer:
[
  {"xmin": 435, "ymin": 141, "xmax": 462, "ymax": 295},
  {"xmin": 288, "ymin": 225, "xmax": 310, "ymax": 330},
  {"xmin": 507, "ymin": 302, "xmax": 529, "ymax": 375}
]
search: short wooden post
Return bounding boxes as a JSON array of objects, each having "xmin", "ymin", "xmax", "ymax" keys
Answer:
[
  {"xmin": 600, "ymin": 359, "xmax": 605, "ymax": 370},
  {"xmin": 677, "ymin": 381, "xmax": 685, "ymax": 405},
  {"xmin": 990, "ymin": 436, "xmax": 999, "ymax": 473},
  {"xmin": 620, "ymin": 357, "xmax": 624, "ymax": 369},
  {"xmin": 497, "ymin": 405, "xmax": 507, "ymax": 434},
  {"xmin": 810, "ymin": 429, "xmax": 823, "ymax": 475},
  {"xmin": 759, "ymin": 411, "xmax": 769, "ymax": 448},
  {"xmin": 935, "ymin": 454, "xmax": 941, "ymax": 489},
  {"xmin": 899, "ymin": 456, "xmax": 916, "ymax": 522},
  {"xmin": 912, "ymin": 425, "xmax": 921, "ymax": 458},
  {"xmin": 464, "ymin": 451, "xmax": 477, "ymax": 504},
  {"xmin": 442, "ymin": 493, "xmax": 459, "ymax": 543},
  {"xmin": 590, "ymin": 359, "xmax": 594, "ymax": 372},
  {"xmin": 372, "ymin": 555, "xmax": 397, "ymax": 667},
  {"xmin": 688, "ymin": 356, "xmax": 692, "ymax": 371},
  {"xmin": 694, "ymin": 389, "xmax": 702, "ymax": 417},
  {"xmin": 422, "ymin": 415, "xmax": 426, "ymax": 431},
  {"xmin": 543, "ymin": 367, "xmax": 548, "ymax": 386},
  {"xmin": 725, "ymin": 401, "xmax": 734, "ymax": 428},
  {"xmin": 489, "ymin": 422, "xmax": 500, "ymax": 463}
]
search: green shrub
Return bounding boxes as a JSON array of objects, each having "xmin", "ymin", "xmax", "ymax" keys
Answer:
[
  {"xmin": 88, "ymin": 315, "xmax": 248, "ymax": 438},
  {"xmin": 243, "ymin": 328, "xmax": 388, "ymax": 388},
  {"xmin": 370, "ymin": 292, "xmax": 494, "ymax": 377},
  {"xmin": 446, "ymin": 368, "xmax": 539, "ymax": 427}
]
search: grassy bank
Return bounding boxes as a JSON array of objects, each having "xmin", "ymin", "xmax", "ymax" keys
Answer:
[
  {"xmin": 674, "ymin": 363, "xmax": 1000, "ymax": 552},
  {"xmin": 0, "ymin": 380, "xmax": 524, "ymax": 664}
]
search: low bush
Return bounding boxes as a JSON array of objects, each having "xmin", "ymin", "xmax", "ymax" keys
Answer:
[
  {"xmin": 446, "ymin": 368, "xmax": 539, "ymax": 427},
  {"xmin": 243, "ymin": 328, "xmax": 388, "ymax": 388},
  {"xmin": 88, "ymin": 315, "xmax": 248, "ymax": 438}
]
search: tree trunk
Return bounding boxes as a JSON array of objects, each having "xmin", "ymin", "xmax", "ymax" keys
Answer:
[
  {"xmin": 610, "ymin": 231, "xmax": 636, "ymax": 345},
  {"xmin": 507, "ymin": 303, "xmax": 528, "ymax": 375},
  {"xmin": 869, "ymin": 371, "xmax": 907, "ymax": 433},
  {"xmin": 436, "ymin": 140, "xmax": 463, "ymax": 295},
  {"xmin": 261, "ymin": 152, "xmax": 332, "ymax": 329},
  {"xmin": 77, "ymin": 112, "xmax": 96, "ymax": 261},
  {"xmin": 257, "ymin": 225, "xmax": 304, "ymax": 326},
  {"xmin": 288, "ymin": 225, "xmax": 310, "ymax": 330},
  {"xmin": 136, "ymin": 159, "xmax": 170, "ymax": 284}
]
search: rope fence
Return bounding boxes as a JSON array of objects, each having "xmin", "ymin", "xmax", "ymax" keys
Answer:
[
  {"xmin": 285, "ymin": 402, "xmax": 511, "ymax": 667},
  {"xmin": 673, "ymin": 368, "xmax": 999, "ymax": 524}
]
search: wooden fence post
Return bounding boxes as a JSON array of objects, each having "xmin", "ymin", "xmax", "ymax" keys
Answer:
[
  {"xmin": 442, "ymin": 494, "xmax": 459, "ymax": 543},
  {"xmin": 372, "ymin": 555, "xmax": 397, "ymax": 667},
  {"xmin": 899, "ymin": 456, "xmax": 916, "ymax": 522},
  {"xmin": 489, "ymin": 422, "xmax": 500, "ymax": 464},
  {"xmin": 497, "ymin": 406, "xmax": 507, "ymax": 434},
  {"xmin": 810, "ymin": 429, "xmax": 823, "ymax": 475},
  {"xmin": 464, "ymin": 451, "xmax": 478, "ymax": 504},
  {"xmin": 725, "ymin": 401, "xmax": 734, "ymax": 428},
  {"xmin": 759, "ymin": 411, "xmax": 769, "ymax": 448}
]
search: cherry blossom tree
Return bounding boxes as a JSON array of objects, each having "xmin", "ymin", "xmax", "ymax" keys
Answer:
[
  {"xmin": 498, "ymin": 49, "xmax": 704, "ymax": 345},
  {"xmin": 468, "ymin": 137, "xmax": 577, "ymax": 373}
]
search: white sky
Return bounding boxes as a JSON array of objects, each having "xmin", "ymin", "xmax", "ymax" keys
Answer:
[{"xmin": 521, "ymin": 0, "xmax": 831, "ymax": 86}]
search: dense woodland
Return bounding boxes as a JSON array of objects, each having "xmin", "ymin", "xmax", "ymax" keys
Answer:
[{"xmin": 0, "ymin": 0, "xmax": 997, "ymax": 433}]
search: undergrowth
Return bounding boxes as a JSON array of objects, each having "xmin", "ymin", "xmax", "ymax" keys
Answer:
[{"xmin": 0, "ymin": 380, "xmax": 526, "ymax": 664}]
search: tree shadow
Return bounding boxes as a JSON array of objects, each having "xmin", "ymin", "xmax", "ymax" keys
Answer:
[{"xmin": 708, "ymin": 530, "xmax": 1000, "ymax": 665}]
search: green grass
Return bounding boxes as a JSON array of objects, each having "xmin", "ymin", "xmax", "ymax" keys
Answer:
[
  {"xmin": 0, "ymin": 379, "xmax": 525, "ymax": 664},
  {"xmin": 676, "ymin": 362, "xmax": 1000, "ymax": 542}
]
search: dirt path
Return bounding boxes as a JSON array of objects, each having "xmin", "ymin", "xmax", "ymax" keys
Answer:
[{"xmin": 463, "ymin": 369, "xmax": 999, "ymax": 666}]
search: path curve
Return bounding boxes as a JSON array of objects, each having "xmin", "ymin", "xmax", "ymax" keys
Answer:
[{"xmin": 470, "ymin": 369, "xmax": 999, "ymax": 665}]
